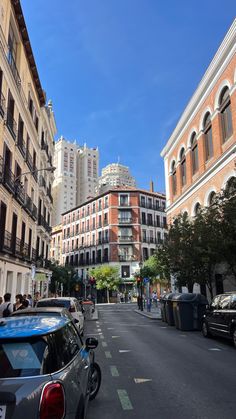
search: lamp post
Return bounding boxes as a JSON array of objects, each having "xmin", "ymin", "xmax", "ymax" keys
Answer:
[
  {"xmin": 139, "ymin": 261, "xmax": 143, "ymax": 311},
  {"xmin": 15, "ymin": 166, "xmax": 56, "ymax": 183}
]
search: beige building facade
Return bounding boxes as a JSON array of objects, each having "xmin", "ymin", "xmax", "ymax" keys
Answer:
[{"xmin": 0, "ymin": 0, "xmax": 56, "ymax": 299}]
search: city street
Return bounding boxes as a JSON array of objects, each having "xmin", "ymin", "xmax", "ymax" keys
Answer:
[{"xmin": 86, "ymin": 303, "xmax": 236, "ymax": 419}]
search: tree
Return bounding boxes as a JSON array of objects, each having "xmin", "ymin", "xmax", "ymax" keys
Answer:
[
  {"xmin": 49, "ymin": 263, "xmax": 78, "ymax": 296},
  {"xmin": 89, "ymin": 265, "xmax": 121, "ymax": 303}
]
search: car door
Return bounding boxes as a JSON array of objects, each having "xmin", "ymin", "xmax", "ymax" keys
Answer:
[
  {"xmin": 207, "ymin": 295, "xmax": 221, "ymax": 334},
  {"xmin": 213, "ymin": 295, "xmax": 231, "ymax": 337},
  {"xmin": 51, "ymin": 322, "xmax": 90, "ymax": 417}
]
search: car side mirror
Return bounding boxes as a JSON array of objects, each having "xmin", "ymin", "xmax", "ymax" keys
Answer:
[{"xmin": 85, "ymin": 337, "xmax": 98, "ymax": 351}]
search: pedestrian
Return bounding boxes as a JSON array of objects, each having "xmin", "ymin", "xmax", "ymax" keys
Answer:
[
  {"xmin": 13, "ymin": 294, "xmax": 25, "ymax": 311},
  {"xmin": 27, "ymin": 294, "xmax": 33, "ymax": 307},
  {"xmin": 152, "ymin": 291, "xmax": 158, "ymax": 307},
  {"xmin": 0, "ymin": 293, "xmax": 13, "ymax": 317},
  {"xmin": 34, "ymin": 291, "xmax": 41, "ymax": 307}
]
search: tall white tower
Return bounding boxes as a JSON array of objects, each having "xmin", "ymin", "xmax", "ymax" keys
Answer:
[
  {"xmin": 98, "ymin": 163, "xmax": 136, "ymax": 193},
  {"xmin": 52, "ymin": 138, "xmax": 99, "ymax": 225},
  {"xmin": 77, "ymin": 144, "xmax": 99, "ymax": 206}
]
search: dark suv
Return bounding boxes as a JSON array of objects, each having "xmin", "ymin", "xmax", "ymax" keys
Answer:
[{"xmin": 202, "ymin": 292, "xmax": 236, "ymax": 347}]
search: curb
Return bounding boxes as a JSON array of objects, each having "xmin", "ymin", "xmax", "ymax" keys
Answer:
[{"xmin": 134, "ymin": 309, "xmax": 162, "ymax": 320}]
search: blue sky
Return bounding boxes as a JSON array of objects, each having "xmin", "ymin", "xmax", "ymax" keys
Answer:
[{"xmin": 21, "ymin": 0, "xmax": 235, "ymax": 193}]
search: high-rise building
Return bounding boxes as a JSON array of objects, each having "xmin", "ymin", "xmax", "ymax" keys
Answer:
[
  {"xmin": 52, "ymin": 137, "xmax": 99, "ymax": 225},
  {"xmin": 0, "ymin": 0, "xmax": 56, "ymax": 298},
  {"xmin": 98, "ymin": 163, "xmax": 136, "ymax": 194}
]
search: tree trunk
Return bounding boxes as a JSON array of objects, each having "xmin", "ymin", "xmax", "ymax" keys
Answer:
[{"xmin": 107, "ymin": 288, "xmax": 110, "ymax": 303}]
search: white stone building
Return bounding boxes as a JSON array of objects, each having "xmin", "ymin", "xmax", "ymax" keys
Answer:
[{"xmin": 98, "ymin": 163, "xmax": 136, "ymax": 194}]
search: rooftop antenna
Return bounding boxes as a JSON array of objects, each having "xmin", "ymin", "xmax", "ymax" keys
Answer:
[{"xmin": 117, "ymin": 155, "xmax": 120, "ymax": 164}]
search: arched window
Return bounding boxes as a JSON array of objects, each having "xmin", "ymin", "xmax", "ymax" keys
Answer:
[
  {"xmin": 191, "ymin": 133, "xmax": 198, "ymax": 175},
  {"xmin": 208, "ymin": 191, "xmax": 216, "ymax": 206},
  {"xmin": 180, "ymin": 148, "xmax": 186, "ymax": 187},
  {"xmin": 194, "ymin": 202, "xmax": 201, "ymax": 216},
  {"xmin": 171, "ymin": 161, "xmax": 177, "ymax": 196},
  {"xmin": 203, "ymin": 113, "xmax": 213, "ymax": 161},
  {"xmin": 219, "ymin": 87, "xmax": 233, "ymax": 143},
  {"xmin": 226, "ymin": 176, "xmax": 236, "ymax": 195}
]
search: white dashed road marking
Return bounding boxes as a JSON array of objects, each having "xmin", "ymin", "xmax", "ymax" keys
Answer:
[
  {"xmin": 134, "ymin": 378, "xmax": 152, "ymax": 384},
  {"xmin": 110, "ymin": 366, "xmax": 119, "ymax": 376},
  {"xmin": 105, "ymin": 351, "xmax": 112, "ymax": 358}
]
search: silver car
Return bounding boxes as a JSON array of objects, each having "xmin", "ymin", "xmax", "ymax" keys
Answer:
[
  {"xmin": 0, "ymin": 315, "xmax": 101, "ymax": 418},
  {"xmin": 36, "ymin": 297, "xmax": 85, "ymax": 335}
]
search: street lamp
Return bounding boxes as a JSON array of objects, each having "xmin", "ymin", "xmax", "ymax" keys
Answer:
[
  {"xmin": 138, "ymin": 261, "xmax": 143, "ymax": 311},
  {"xmin": 15, "ymin": 166, "xmax": 56, "ymax": 183}
]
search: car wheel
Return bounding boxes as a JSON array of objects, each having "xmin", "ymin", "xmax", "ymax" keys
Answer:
[
  {"xmin": 202, "ymin": 321, "xmax": 211, "ymax": 338},
  {"xmin": 89, "ymin": 362, "xmax": 101, "ymax": 401},
  {"xmin": 232, "ymin": 328, "xmax": 236, "ymax": 348}
]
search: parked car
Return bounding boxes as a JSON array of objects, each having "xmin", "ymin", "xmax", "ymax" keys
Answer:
[
  {"xmin": 36, "ymin": 297, "xmax": 85, "ymax": 335},
  {"xmin": 0, "ymin": 315, "xmax": 101, "ymax": 419},
  {"xmin": 202, "ymin": 292, "xmax": 236, "ymax": 347},
  {"xmin": 10, "ymin": 306, "xmax": 77, "ymax": 327}
]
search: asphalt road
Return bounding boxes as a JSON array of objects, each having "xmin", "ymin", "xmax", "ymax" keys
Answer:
[{"xmin": 85, "ymin": 303, "xmax": 236, "ymax": 419}]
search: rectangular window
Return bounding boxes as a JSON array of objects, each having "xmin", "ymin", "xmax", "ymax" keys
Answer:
[{"xmin": 120, "ymin": 194, "xmax": 129, "ymax": 206}]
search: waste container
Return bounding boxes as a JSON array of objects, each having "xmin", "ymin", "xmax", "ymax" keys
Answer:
[
  {"xmin": 160, "ymin": 294, "xmax": 168, "ymax": 322},
  {"xmin": 165, "ymin": 293, "xmax": 180, "ymax": 326},
  {"xmin": 172, "ymin": 293, "xmax": 208, "ymax": 331}
]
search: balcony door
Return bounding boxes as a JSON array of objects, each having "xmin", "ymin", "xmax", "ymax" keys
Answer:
[
  {"xmin": 11, "ymin": 212, "xmax": 17, "ymax": 254},
  {"xmin": 0, "ymin": 202, "xmax": 7, "ymax": 250}
]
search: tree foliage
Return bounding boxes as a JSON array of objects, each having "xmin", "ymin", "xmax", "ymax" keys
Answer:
[
  {"xmin": 89, "ymin": 265, "xmax": 121, "ymax": 303},
  {"xmin": 146, "ymin": 178, "xmax": 236, "ymax": 297},
  {"xmin": 49, "ymin": 263, "xmax": 78, "ymax": 295}
]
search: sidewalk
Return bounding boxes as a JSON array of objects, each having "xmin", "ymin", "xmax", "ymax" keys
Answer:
[{"xmin": 134, "ymin": 303, "xmax": 162, "ymax": 320}]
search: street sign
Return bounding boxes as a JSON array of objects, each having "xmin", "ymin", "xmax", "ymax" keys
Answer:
[{"xmin": 143, "ymin": 277, "xmax": 149, "ymax": 284}]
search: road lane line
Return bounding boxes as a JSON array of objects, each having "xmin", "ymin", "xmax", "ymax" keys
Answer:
[
  {"xmin": 101, "ymin": 341, "xmax": 107, "ymax": 347},
  {"xmin": 100, "ymin": 334, "xmax": 104, "ymax": 339},
  {"xmin": 105, "ymin": 351, "xmax": 112, "ymax": 358},
  {"xmin": 117, "ymin": 389, "xmax": 133, "ymax": 410},
  {"xmin": 119, "ymin": 350, "xmax": 131, "ymax": 353},
  {"xmin": 110, "ymin": 366, "xmax": 119, "ymax": 377},
  {"xmin": 112, "ymin": 336, "xmax": 120, "ymax": 339}
]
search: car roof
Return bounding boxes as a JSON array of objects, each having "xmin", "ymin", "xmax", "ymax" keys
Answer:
[
  {"xmin": 0, "ymin": 316, "xmax": 69, "ymax": 339},
  {"xmin": 39, "ymin": 297, "xmax": 76, "ymax": 301},
  {"xmin": 11, "ymin": 307, "xmax": 68, "ymax": 316}
]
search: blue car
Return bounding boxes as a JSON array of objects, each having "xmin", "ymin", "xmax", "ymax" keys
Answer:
[{"xmin": 0, "ymin": 316, "xmax": 101, "ymax": 419}]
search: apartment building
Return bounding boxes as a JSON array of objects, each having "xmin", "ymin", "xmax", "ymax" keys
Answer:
[
  {"xmin": 98, "ymin": 163, "xmax": 136, "ymax": 194},
  {"xmin": 0, "ymin": 0, "xmax": 56, "ymax": 298},
  {"xmin": 161, "ymin": 19, "xmax": 236, "ymax": 294},
  {"xmin": 52, "ymin": 137, "xmax": 99, "ymax": 225},
  {"xmin": 50, "ymin": 224, "xmax": 63, "ymax": 265},
  {"xmin": 61, "ymin": 188, "xmax": 167, "ymax": 288}
]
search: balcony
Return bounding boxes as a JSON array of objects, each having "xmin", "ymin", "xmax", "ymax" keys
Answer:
[
  {"xmin": 17, "ymin": 134, "xmax": 27, "ymax": 159},
  {"xmin": 140, "ymin": 201, "xmax": 166, "ymax": 212},
  {"xmin": 26, "ymin": 150, "xmax": 33, "ymax": 171},
  {"xmin": 118, "ymin": 255, "xmax": 134, "ymax": 262},
  {"xmin": 39, "ymin": 175, "xmax": 46, "ymax": 189},
  {"xmin": 118, "ymin": 235, "xmax": 133, "ymax": 242},
  {"xmin": 0, "ymin": 91, "xmax": 6, "ymax": 118},
  {"xmin": 119, "ymin": 201, "xmax": 130, "ymax": 207},
  {"xmin": 38, "ymin": 214, "xmax": 52, "ymax": 234},
  {"xmin": 6, "ymin": 111, "xmax": 17, "ymax": 140},
  {"xmin": 7, "ymin": 49, "xmax": 21, "ymax": 88},
  {"xmin": 118, "ymin": 217, "xmax": 132, "ymax": 224},
  {"xmin": 0, "ymin": 230, "xmax": 34, "ymax": 262}
]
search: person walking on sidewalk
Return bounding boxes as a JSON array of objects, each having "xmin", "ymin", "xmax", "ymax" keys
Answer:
[{"xmin": 0, "ymin": 293, "xmax": 13, "ymax": 317}]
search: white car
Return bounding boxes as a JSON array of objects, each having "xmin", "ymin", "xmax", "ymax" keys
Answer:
[{"xmin": 36, "ymin": 297, "xmax": 85, "ymax": 335}]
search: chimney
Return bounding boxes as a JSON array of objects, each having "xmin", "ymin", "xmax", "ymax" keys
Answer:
[{"xmin": 150, "ymin": 180, "xmax": 154, "ymax": 192}]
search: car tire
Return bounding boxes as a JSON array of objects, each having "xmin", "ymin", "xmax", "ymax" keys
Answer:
[
  {"xmin": 232, "ymin": 328, "xmax": 236, "ymax": 348},
  {"xmin": 89, "ymin": 362, "xmax": 101, "ymax": 401},
  {"xmin": 202, "ymin": 321, "xmax": 211, "ymax": 338}
]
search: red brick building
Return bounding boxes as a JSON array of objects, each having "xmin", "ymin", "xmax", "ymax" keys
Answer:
[
  {"xmin": 61, "ymin": 188, "xmax": 167, "ymax": 289},
  {"xmin": 161, "ymin": 19, "xmax": 236, "ymax": 294}
]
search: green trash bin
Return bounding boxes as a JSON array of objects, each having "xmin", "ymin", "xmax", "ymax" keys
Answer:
[
  {"xmin": 160, "ymin": 294, "xmax": 168, "ymax": 322},
  {"xmin": 172, "ymin": 293, "xmax": 208, "ymax": 331},
  {"xmin": 165, "ymin": 293, "xmax": 180, "ymax": 326}
]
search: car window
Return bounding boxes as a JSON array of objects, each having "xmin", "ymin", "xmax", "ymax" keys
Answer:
[
  {"xmin": 230, "ymin": 295, "xmax": 236, "ymax": 310},
  {"xmin": 211, "ymin": 295, "xmax": 221, "ymax": 309},
  {"xmin": 53, "ymin": 323, "xmax": 82, "ymax": 370},
  {"xmin": 0, "ymin": 336, "xmax": 53, "ymax": 378},
  {"xmin": 37, "ymin": 299, "xmax": 70, "ymax": 309},
  {"xmin": 218, "ymin": 295, "xmax": 231, "ymax": 310}
]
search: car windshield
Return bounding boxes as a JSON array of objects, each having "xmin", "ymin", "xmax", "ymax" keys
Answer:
[
  {"xmin": 0, "ymin": 337, "xmax": 51, "ymax": 378},
  {"xmin": 37, "ymin": 299, "xmax": 70, "ymax": 309}
]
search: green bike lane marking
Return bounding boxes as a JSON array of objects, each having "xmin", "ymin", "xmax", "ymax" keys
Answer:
[
  {"xmin": 110, "ymin": 365, "xmax": 119, "ymax": 377},
  {"xmin": 117, "ymin": 389, "xmax": 133, "ymax": 410}
]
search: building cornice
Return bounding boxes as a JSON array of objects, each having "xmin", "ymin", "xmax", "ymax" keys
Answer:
[
  {"xmin": 11, "ymin": 0, "xmax": 45, "ymax": 106},
  {"xmin": 161, "ymin": 18, "xmax": 236, "ymax": 158}
]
